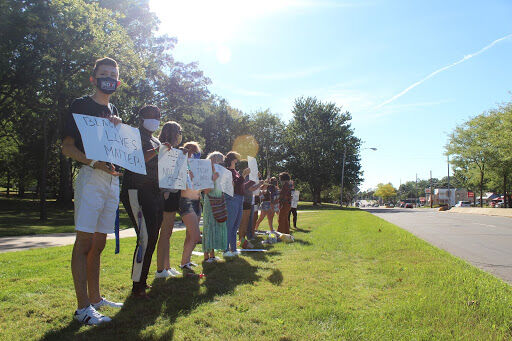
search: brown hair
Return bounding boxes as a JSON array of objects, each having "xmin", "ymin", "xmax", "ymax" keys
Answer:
[
  {"xmin": 279, "ymin": 172, "xmax": 290, "ymax": 181},
  {"xmin": 224, "ymin": 151, "xmax": 241, "ymax": 167},
  {"xmin": 93, "ymin": 57, "xmax": 118, "ymax": 76},
  {"xmin": 183, "ymin": 141, "xmax": 201, "ymax": 154},
  {"xmin": 159, "ymin": 121, "xmax": 182, "ymax": 146}
]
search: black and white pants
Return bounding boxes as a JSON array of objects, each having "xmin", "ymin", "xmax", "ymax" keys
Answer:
[{"xmin": 121, "ymin": 185, "xmax": 162, "ymax": 292}]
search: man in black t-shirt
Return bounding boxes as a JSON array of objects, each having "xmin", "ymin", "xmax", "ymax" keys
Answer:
[
  {"xmin": 120, "ymin": 105, "xmax": 170, "ymax": 298},
  {"xmin": 62, "ymin": 57, "xmax": 123, "ymax": 325}
]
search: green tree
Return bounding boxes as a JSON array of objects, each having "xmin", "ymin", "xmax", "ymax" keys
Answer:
[{"xmin": 284, "ymin": 97, "xmax": 362, "ymax": 205}]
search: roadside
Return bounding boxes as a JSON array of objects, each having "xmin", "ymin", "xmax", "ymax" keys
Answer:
[{"xmin": 449, "ymin": 206, "xmax": 512, "ymax": 218}]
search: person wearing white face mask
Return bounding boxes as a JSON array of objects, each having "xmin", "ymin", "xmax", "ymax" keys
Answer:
[{"xmin": 120, "ymin": 105, "xmax": 171, "ymax": 298}]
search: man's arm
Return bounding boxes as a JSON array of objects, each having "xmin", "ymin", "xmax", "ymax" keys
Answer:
[{"xmin": 62, "ymin": 136, "xmax": 119, "ymax": 175}]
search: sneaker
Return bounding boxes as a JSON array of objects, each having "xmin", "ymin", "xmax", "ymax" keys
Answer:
[
  {"xmin": 180, "ymin": 263, "xmax": 195, "ymax": 275},
  {"xmin": 74, "ymin": 305, "xmax": 112, "ymax": 325},
  {"xmin": 155, "ymin": 270, "xmax": 171, "ymax": 279},
  {"xmin": 242, "ymin": 240, "xmax": 254, "ymax": 249},
  {"xmin": 205, "ymin": 258, "xmax": 215, "ymax": 263},
  {"xmin": 223, "ymin": 251, "xmax": 234, "ymax": 258},
  {"xmin": 232, "ymin": 250, "xmax": 240, "ymax": 256},
  {"xmin": 211, "ymin": 256, "xmax": 221, "ymax": 262},
  {"xmin": 167, "ymin": 268, "xmax": 181, "ymax": 276},
  {"xmin": 91, "ymin": 297, "xmax": 123, "ymax": 310},
  {"xmin": 189, "ymin": 262, "xmax": 198, "ymax": 267}
]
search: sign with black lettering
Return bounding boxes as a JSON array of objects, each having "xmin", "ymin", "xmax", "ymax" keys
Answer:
[
  {"xmin": 73, "ymin": 113, "xmax": 146, "ymax": 174},
  {"xmin": 158, "ymin": 146, "xmax": 188, "ymax": 190}
]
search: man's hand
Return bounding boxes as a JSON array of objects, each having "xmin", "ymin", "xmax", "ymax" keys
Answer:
[
  {"xmin": 242, "ymin": 168, "xmax": 251, "ymax": 177},
  {"xmin": 108, "ymin": 116, "xmax": 122, "ymax": 126},
  {"xmin": 94, "ymin": 161, "xmax": 121, "ymax": 176}
]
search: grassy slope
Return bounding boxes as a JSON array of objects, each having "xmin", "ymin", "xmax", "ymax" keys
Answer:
[{"xmin": 1, "ymin": 210, "xmax": 512, "ymax": 340}]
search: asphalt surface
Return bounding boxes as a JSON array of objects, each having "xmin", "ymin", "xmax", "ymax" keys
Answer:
[{"xmin": 364, "ymin": 207, "xmax": 512, "ymax": 284}]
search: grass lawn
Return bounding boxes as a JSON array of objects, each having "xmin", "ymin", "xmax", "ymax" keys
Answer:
[{"xmin": 1, "ymin": 210, "xmax": 512, "ymax": 340}]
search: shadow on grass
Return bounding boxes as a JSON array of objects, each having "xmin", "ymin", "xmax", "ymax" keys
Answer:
[
  {"xmin": 267, "ymin": 269, "xmax": 283, "ymax": 286},
  {"xmin": 42, "ymin": 257, "xmax": 263, "ymax": 340},
  {"xmin": 292, "ymin": 227, "xmax": 311, "ymax": 233},
  {"xmin": 292, "ymin": 238, "xmax": 312, "ymax": 246}
]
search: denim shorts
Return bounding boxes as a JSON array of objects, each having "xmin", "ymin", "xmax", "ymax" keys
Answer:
[
  {"xmin": 260, "ymin": 201, "xmax": 271, "ymax": 211},
  {"xmin": 179, "ymin": 197, "xmax": 201, "ymax": 217}
]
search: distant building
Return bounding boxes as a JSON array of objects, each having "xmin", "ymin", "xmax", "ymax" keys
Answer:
[{"xmin": 427, "ymin": 188, "xmax": 468, "ymax": 206}]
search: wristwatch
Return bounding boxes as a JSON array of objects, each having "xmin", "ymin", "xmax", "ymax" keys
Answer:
[{"xmin": 89, "ymin": 160, "xmax": 97, "ymax": 168}]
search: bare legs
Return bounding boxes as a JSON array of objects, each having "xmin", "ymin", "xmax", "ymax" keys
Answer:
[
  {"xmin": 71, "ymin": 231, "xmax": 107, "ymax": 309},
  {"xmin": 156, "ymin": 211, "xmax": 176, "ymax": 271},
  {"xmin": 180, "ymin": 212, "xmax": 201, "ymax": 266}
]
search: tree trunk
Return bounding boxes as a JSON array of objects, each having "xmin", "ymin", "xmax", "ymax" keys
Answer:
[
  {"xmin": 479, "ymin": 171, "xmax": 484, "ymax": 208},
  {"xmin": 504, "ymin": 173, "xmax": 508, "ymax": 208},
  {"xmin": 6, "ymin": 167, "xmax": 10, "ymax": 196},
  {"xmin": 311, "ymin": 187, "xmax": 322, "ymax": 205},
  {"xmin": 58, "ymin": 155, "xmax": 73, "ymax": 206},
  {"xmin": 40, "ymin": 116, "xmax": 48, "ymax": 222}
]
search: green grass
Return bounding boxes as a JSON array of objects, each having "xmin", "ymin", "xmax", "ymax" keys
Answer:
[{"xmin": 1, "ymin": 210, "xmax": 512, "ymax": 340}]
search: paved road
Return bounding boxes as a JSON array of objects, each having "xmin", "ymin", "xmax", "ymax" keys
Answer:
[{"xmin": 363, "ymin": 207, "xmax": 512, "ymax": 283}]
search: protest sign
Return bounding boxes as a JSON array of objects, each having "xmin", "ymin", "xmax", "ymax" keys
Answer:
[
  {"xmin": 158, "ymin": 146, "xmax": 188, "ymax": 190},
  {"xmin": 188, "ymin": 159, "xmax": 214, "ymax": 190},
  {"xmin": 214, "ymin": 164, "xmax": 234, "ymax": 196},
  {"xmin": 73, "ymin": 113, "xmax": 146, "ymax": 174},
  {"xmin": 247, "ymin": 156, "xmax": 259, "ymax": 182},
  {"xmin": 291, "ymin": 190, "xmax": 300, "ymax": 207}
]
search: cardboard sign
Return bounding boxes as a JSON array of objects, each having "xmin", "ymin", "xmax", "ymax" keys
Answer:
[
  {"xmin": 73, "ymin": 114, "xmax": 146, "ymax": 174},
  {"xmin": 214, "ymin": 164, "xmax": 234, "ymax": 197},
  {"xmin": 247, "ymin": 156, "xmax": 259, "ymax": 182},
  {"xmin": 291, "ymin": 190, "xmax": 300, "ymax": 208},
  {"xmin": 158, "ymin": 146, "xmax": 188, "ymax": 190},
  {"xmin": 188, "ymin": 159, "xmax": 214, "ymax": 190}
]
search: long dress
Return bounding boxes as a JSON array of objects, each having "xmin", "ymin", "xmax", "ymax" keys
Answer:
[{"xmin": 202, "ymin": 183, "xmax": 228, "ymax": 252}]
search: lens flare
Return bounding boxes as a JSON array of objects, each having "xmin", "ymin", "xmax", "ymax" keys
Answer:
[{"xmin": 232, "ymin": 135, "xmax": 259, "ymax": 160}]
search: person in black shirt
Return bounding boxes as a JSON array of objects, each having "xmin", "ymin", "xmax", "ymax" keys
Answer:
[
  {"xmin": 120, "ymin": 105, "xmax": 171, "ymax": 298},
  {"xmin": 61, "ymin": 57, "xmax": 123, "ymax": 325}
]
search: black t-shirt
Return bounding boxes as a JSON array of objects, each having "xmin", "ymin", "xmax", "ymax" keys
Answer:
[
  {"xmin": 62, "ymin": 96, "xmax": 118, "ymax": 153},
  {"xmin": 123, "ymin": 127, "xmax": 161, "ymax": 189}
]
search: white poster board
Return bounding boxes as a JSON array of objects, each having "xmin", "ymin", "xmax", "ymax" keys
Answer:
[
  {"xmin": 158, "ymin": 146, "xmax": 188, "ymax": 190},
  {"xmin": 214, "ymin": 164, "xmax": 234, "ymax": 197},
  {"xmin": 247, "ymin": 156, "xmax": 259, "ymax": 182},
  {"xmin": 291, "ymin": 190, "xmax": 300, "ymax": 208},
  {"xmin": 188, "ymin": 159, "xmax": 214, "ymax": 190},
  {"xmin": 73, "ymin": 113, "xmax": 146, "ymax": 174}
]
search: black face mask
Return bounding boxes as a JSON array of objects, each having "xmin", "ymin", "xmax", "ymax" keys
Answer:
[{"xmin": 96, "ymin": 77, "xmax": 118, "ymax": 94}]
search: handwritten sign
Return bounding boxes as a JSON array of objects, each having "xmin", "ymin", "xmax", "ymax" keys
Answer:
[
  {"xmin": 73, "ymin": 114, "xmax": 146, "ymax": 174},
  {"xmin": 291, "ymin": 190, "xmax": 300, "ymax": 208},
  {"xmin": 214, "ymin": 164, "xmax": 234, "ymax": 196},
  {"xmin": 188, "ymin": 159, "xmax": 214, "ymax": 190},
  {"xmin": 247, "ymin": 156, "xmax": 259, "ymax": 182},
  {"xmin": 158, "ymin": 146, "xmax": 188, "ymax": 190}
]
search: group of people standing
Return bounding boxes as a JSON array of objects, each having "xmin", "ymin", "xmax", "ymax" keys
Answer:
[{"xmin": 61, "ymin": 57, "xmax": 299, "ymax": 325}]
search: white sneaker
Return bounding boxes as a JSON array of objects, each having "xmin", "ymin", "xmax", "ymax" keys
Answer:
[
  {"xmin": 91, "ymin": 297, "xmax": 123, "ymax": 310},
  {"xmin": 74, "ymin": 305, "xmax": 112, "ymax": 325},
  {"xmin": 205, "ymin": 258, "xmax": 215, "ymax": 263},
  {"xmin": 232, "ymin": 250, "xmax": 240, "ymax": 256},
  {"xmin": 223, "ymin": 251, "xmax": 234, "ymax": 258},
  {"xmin": 168, "ymin": 268, "xmax": 181, "ymax": 276},
  {"xmin": 155, "ymin": 270, "xmax": 171, "ymax": 279},
  {"xmin": 211, "ymin": 256, "xmax": 221, "ymax": 262}
]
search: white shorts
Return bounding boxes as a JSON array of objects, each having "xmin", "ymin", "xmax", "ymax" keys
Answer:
[{"xmin": 74, "ymin": 165, "xmax": 120, "ymax": 234}]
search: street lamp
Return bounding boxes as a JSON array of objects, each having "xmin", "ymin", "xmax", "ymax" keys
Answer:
[{"xmin": 340, "ymin": 146, "xmax": 377, "ymax": 207}]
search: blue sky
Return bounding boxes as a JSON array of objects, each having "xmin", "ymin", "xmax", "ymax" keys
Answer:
[{"xmin": 149, "ymin": 0, "xmax": 512, "ymax": 190}]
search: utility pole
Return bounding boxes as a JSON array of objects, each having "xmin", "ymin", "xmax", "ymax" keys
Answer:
[
  {"xmin": 415, "ymin": 173, "xmax": 418, "ymax": 207},
  {"xmin": 430, "ymin": 170, "xmax": 433, "ymax": 208},
  {"xmin": 340, "ymin": 145, "xmax": 347, "ymax": 207},
  {"xmin": 447, "ymin": 155, "xmax": 451, "ymax": 206}
]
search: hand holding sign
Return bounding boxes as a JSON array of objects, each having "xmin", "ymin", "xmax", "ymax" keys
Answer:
[
  {"xmin": 188, "ymin": 159, "xmax": 214, "ymax": 190},
  {"xmin": 214, "ymin": 164, "xmax": 234, "ymax": 196},
  {"xmin": 158, "ymin": 146, "xmax": 188, "ymax": 190},
  {"xmin": 73, "ymin": 113, "xmax": 146, "ymax": 174}
]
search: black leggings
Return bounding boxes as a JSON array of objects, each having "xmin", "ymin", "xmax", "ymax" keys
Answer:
[
  {"xmin": 121, "ymin": 186, "xmax": 162, "ymax": 292},
  {"xmin": 288, "ymin": 207, "xmax": 297, "ymax": 228}
]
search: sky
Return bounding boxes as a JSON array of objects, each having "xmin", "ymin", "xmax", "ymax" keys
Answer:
[{"xmin": 149, "ymin": 0, "xmax": 512, "ymax": 190}]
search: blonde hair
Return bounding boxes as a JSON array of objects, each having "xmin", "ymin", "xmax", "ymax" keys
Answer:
[
  {"xmin": 183, "ymin": 141, "xmax": 201, "ymax": 153},
  {"xmin": 207, "ymin": 151, "xmax": 224, "ymax": 165}
]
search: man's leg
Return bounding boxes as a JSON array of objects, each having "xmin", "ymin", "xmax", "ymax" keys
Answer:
[
  {"xmin": 87, "ymin": 232, "xmax": 107, "ymax": 304},
  {"xmin": 71, "ymin": 231, "xmax": 93, "ymax": 309}
]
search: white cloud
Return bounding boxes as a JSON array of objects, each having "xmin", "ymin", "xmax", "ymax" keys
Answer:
[{"xmin": 375, "ymin": 33, "xmax": 512, "ymax": 109}]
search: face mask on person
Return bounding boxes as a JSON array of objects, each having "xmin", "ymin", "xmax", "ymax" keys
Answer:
[
  {"xmin": 143, "ymin": 119, "xmax": 160, "ymax": 132},
  {"xmin": 96, "ymin": 77, "xmax": 119, "ymax": 94},
  {"xmin": 192, "ymin": 152, "xmax": 201, "ymax": 159}
]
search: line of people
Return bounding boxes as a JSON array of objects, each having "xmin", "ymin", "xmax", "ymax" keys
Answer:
[{"xmin": 62, "ymin": 57, "xmax": 298, "ymax": 325}]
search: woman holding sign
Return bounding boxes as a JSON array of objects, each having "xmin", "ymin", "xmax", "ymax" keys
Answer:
[
  {"xmin": 155, "ymin": 121, "xmax": 184, "ymax": 278},
  {"xmin": 277, "ymin": 172, "xmax": 293, "ymax": 234},
  {"xmin": 202, "ymin": 152, "xmax": 227, "ymax": 262}
]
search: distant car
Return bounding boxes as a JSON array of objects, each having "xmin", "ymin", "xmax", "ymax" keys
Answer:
[
  {"xmin": 404, "ymin": 203, "xmax": 413, "ymax": 208},
  {"xmin": 455, "ymin": 201, "xmax": 471, "ymax": 207},
  {"xmin": 373, "ymin": 203, "xmax": 379, "ymax": 207}
]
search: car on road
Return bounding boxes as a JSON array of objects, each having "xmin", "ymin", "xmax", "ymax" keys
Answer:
[
  {"xmin": 404, "ymin": 203, "xmax": 413, "ymax": 208},
  {"xmin": 455, "ymin": 201, "xmax": 471, "ymax": 207}
]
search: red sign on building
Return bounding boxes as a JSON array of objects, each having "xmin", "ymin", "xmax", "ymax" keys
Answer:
[{"xmin": 468, "ymin": 191, "xmax": 474, "ymax": 198}]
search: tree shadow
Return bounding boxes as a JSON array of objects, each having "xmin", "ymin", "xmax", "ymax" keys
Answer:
[
  {"xmin": 292, "ymin": 227, "xmax": 311, "ymax": 233},
  {"xmin": 292, "ymin": 238, "xmax": 312, "ymax": 246},
  {"xmin": 267, "ymin": 269, "xmax": 283, "ymax": 286},
  {"xmin": 41, "ymin": 257, "xmax": 261, "ymax": 340}
]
